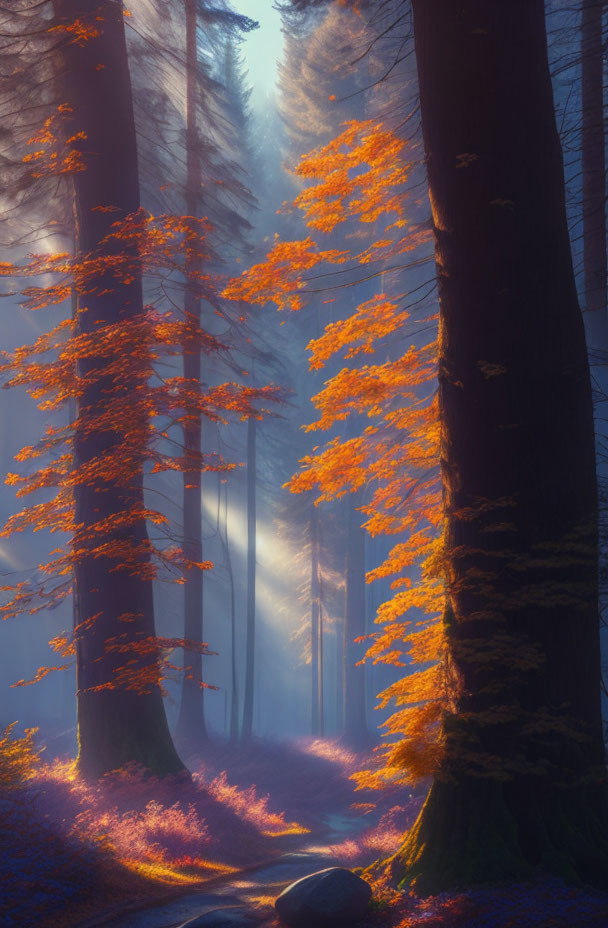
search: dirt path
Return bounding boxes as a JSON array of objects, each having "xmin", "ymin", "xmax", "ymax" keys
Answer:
[{"xmin": 94, "ymin": 813, "xmax": 365, "ymax": 928}]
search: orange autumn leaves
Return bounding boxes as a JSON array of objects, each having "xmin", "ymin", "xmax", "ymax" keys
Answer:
[
  {"xmin": 22, "ymin": 105, "xmax": 87, "ymax": 179},
  {"xmin": 0, "ymin": 209, "xmax": 279, "ymax": 692},
  {"xmin": 226, "ymin": 119, "xmax": 446, "ymax": 788},
  {"xmin": 224, "ymin": 237, "xmax": 349, "ymax": 313},
  {"xmin": 223, "ymin": 120, "xmax": 426, "ymax": 312},
  {"xmin": 293, "ymin": 121, "xmax": 408, "ymax": 233}
]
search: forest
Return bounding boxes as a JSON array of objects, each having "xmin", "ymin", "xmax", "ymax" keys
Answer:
[{"xmin": 1, "ymin": 0, "xmax": 608, "ymax": 926}]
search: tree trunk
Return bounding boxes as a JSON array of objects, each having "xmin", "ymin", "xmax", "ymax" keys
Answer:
[
  {"xmin": 175, "ymin": 0, "xmax": 207, "ymax": 743},
  {"xmin": 319, "ymin": 580, "xmax": 325, "ymax": 737},
  {"xmin": 335, "ymin": 607, "xmax": 344, "ymax": 735},
  {"xmin": 54, "ymin": 0, "xmax": 184, "ymax": 778},
  {"xmin": 393, "ymin": 0, "xmax": 608, "ymax": 893},
  {"xmin": 343, "ymin": 491, "xmax": 368, "ymax": 745},
  {"xmin": 241, "ymin": 415, "xmax": 257, "ymax": 739},
  {"xmin": 223, "ymin": 483, "xmax": 239, "ymax": 742},
  {"xmin": 311, "ymin": 507, "xmax": 321, "ymax": 734}
]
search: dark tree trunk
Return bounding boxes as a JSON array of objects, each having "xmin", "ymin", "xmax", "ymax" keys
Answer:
[
  {"xmin": 393, "ymin": 0, "xmax": 608, "ymax": 893},
  {"xmin": 343, "ymin": 491, "xmax": 368, "ymax": 745},
  {"xmin": 241, "ymin": 415, "xmax": 257, "ymax": 740},
  {"xmin": 581, "ymin": 0, "xmax": 607, "ymax": 339},
  {"xmin": 54, "ymin": 0, "xmax": 183, "ymax": 777},
  {"xmin": 175, "ymin": 0, "xmax": 207, "ymax": 744}
]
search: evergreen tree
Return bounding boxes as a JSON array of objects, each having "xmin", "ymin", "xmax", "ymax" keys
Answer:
[{"xmin": 53, "ymin": 0, "xmax": 185, "ymax": 777}]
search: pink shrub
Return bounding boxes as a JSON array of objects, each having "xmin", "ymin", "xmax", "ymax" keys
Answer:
[
  {"xmin": 204, "ymin": 770, "xmax": 308, "ymax": 837},
  {"xmin": 328, "ymin": 804, "xmax": 416, "ymax": 866},
  {"xmin": 73, "ymin": 799, "xmax": 210, "ymax": 867},
  {"xmin": 300, "ymin": 738, "xmax": 359, "ymax": 773}
]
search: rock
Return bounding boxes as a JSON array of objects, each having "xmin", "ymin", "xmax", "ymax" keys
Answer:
[
  {"xmin": 274, "ymin": 867, "xmax": 372, "ymax": 928},
  {"xmin": 183, "ymin": 908, "xmax": 258, "ymax": 927}
]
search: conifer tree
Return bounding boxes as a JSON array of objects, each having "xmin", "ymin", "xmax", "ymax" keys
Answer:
[
  {"xmin": 52, "ymin": 0, "xmax": 185, "ymax": 777},
  {"xmin": 174, "ymin": 0, "xmax": 208, "ymax": 744}
]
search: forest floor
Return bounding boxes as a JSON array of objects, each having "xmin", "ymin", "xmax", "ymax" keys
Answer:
[
  {"xmin": 0, "ymin": 735, "xmax": 412, "ymax": 928},
  {"xmin": 2, "ymin": 735, "xmax": 608, "ymax": 928}
]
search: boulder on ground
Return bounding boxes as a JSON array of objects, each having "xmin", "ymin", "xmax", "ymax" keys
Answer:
[{"xmin": 275, "ymin": 866, "xmax": 372, "ymax": 928}]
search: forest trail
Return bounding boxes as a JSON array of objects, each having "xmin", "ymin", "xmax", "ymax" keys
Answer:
[{"xmin": 89, "ymin": 813, "xmax": 364, "ymax": 928}]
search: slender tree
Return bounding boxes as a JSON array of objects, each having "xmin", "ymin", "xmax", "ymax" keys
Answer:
[
  {"xmin": 344, "ymin": 491, "xmax": 368, "ymax": 744},
  {"xmin": 310, "ymin": 506, "xmax": 323, "ymax": 734},
  {"xmin": 218, "ymin": 479, "xmax": 239, "ymax": 741},
  {"xmin": 241, "ymin": 413, "xmax": 257, "ymax": 739},
  {"xmin": 175, "ymin": 0, "xmax": 208, "ymax": 744},
  {"xmin": 278, "ymin": 7, "xmax": 381, "ymax": 742}
]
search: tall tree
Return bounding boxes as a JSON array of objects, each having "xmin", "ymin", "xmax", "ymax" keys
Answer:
[
  {"xmin": 278, "ymin": 4, "xmax": 380, "ymax": 740},
  {"xmin": 241, "ymin": 413, "xmax": 257, "ymax": 740},
  {"xmin": 53, "ymin": 0, "xmax": 184, "ymax": 777},
  {"xmin": 343, "ymin": 491, "xmax": 368, "ymax": 744},
  {"xmin": 393, "ymin": 0, "xmax": 608, "ymax": 891},
  {"xmin": 310, "ymin": 506, "xmax": 323, "ymax": 734},
  {"xmin": 175, "ymin": 0, "xmax": 208, "ymax": 744}
]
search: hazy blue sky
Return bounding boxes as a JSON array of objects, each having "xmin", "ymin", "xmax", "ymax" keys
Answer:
[{"xmin": 232, "ymin": 0, "xmax": 284, "ymax": 106}]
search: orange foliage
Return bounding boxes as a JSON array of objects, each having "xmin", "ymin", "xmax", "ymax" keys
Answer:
[
  {"xmin": 23, "ymin": 105, "xmax": 87, "ymax": 179},
  {"xmin": 225, "ymin": 119, "xmax": 446, "ymax": 789},
  {"xmin": 49, "ymin": 12, "xmax": 103, "ymax": 46},
  {"xmin": 223, "ymin": 237, "xmax": 349, "ymax": 312},
  {"xmin": 1, "ymin": 207, "xmax": 279, "ymax": 690},
  {"xmin": 293, "ymin": 121, "xmax": 408, "ymax": 233},
  {"xmin": 0, "ymin": 723, "xmax": 40, "ymax": 789},
  {"xmin": 205, "ymin": 771, "xmax": 309, "ymax": 838}
]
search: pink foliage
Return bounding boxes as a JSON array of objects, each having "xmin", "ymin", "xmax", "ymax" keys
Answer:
[
  {"xmin": 203, "ymin": 770, "xmax": 308, "ymax": 837},
  {"xmin": 74, "ymin": 799, "xmax": 209, "ymax": 867},
  {"xmin": 329, "ymin": 804, "xmax": 419, "ymax": 866},
  {"xmin": 31, "ymin": 760, "xmax": 251, "ymax": 882},
  {"xmin": 300, "ymin": 738, "xmax": 359, "ymax": 773}
]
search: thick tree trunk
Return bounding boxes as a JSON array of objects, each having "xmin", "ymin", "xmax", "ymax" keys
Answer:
[
  {"xmin": 393, "ymin": 0, "xmax": 608, "ymax": 893},
  {"xmin": 241, "ymin": 415, "xmax": 257, "ymax": 739},
  {"xmin": 343, "ymin": 491, "xmax": 368, "ymax": 745},
  {"xmin": 54, "ymin": 0, "xmax": 183, "ymax": 777},
  {"xmin": 175, "ymin": 0, "xmax": 207, "ymax": 743}
]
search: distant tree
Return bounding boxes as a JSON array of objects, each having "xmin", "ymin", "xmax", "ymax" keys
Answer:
[
  {"xmin": 344, "ymin": 488, "xmax": 368, "ymax": 744},
  {"xmin": 217, "ymin": 476, "xmax": 239, "ymax": 741},
  {"xmin": 165, "ymin": 5, "xmax": 257, "ymax": 744},
  {"xmin": 240, "ymin": 413, "xmax": 257, "ymax": 740},
  {"xmin": 224, "ymin": 115, "xmax": 435, "ymax": 757},
  {"xmin": 278, "ymin": 5, "xmax": 383, "ymax": 743},
  {"xmin": 175, "ymin": 0, "xmax": 209, "ymax": 744},
  {"xmin": 309, "ymin": 504, "xmax": 323, "ymax": 735}
]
